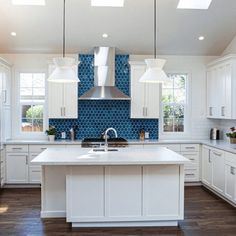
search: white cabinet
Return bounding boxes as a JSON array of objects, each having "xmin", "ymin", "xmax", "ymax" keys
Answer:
[
  {"xmin": 202, "ymin": 146, "xmax": 225, "ymax": 192},
  {"xmin": 0, "ymin": 149, "xmax": 5, "ymax": 187},
  {"xmin": 48, "ymin": 82, "xmax": 78, "ymax": 119},
  {"xmin": 211, "ymin": 149, "xmax": 225, "ymax": 193},
  {"xmin": 0, "ymin": 60, "xmax": 12, "ymax": 142},
  {"xmin": 224, "ymin": 152, "xmax": 236, "ymax": 204},
  {"xmin": 6, "ymin": 153, "xmax": 28, "ymax": 183},
  {"xmin": 202, "ymin": 145, "xmax": 212, "ymax": 186},
  {"xmin": 207, "ymin": 55, "xmax": 236, "ymax": 119},
  {"xmin": 48, "ymin": 65, "xmax": 78, "ymax": 119},
  {"xmin": 130, "ymin": 63, "xmax": 160, "ymax": 119}
]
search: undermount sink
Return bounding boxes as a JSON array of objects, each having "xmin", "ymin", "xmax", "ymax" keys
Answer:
[{"xmin": 92, "ymin": 148, "xmax": 119, "ymax": 152}]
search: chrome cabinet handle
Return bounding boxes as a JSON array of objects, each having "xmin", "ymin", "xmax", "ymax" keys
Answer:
[
  {"xmin": 32, "ymin": 170, "xmax": 41, "ymax": 173},
  {"xmin": 3, "ymin": 90, "xmax": 7, "ymax": 103},
  {"xmin": 64, "ymin": 107, "xmax": 66, "ymax": 117},
  {"xmin": 60, "ymin": 107, "xmax": 63, "ymax": 117},
  {"xmin": 145, "ymin": 107, "xmax": 148, "ymax": 117},
  {"xmin": 143, "ymin": 107, "xmax": 145, "ymax": 117},
  {"xmin": 26, "ymin": 155, "xmax": 28, "ymax": 165},
  {"xmin": 185, "ymin": 147, "xmax": 195, "ymax": 150},
  {"xmin": 221, "ymin": 106, "xmax": 225, "ymax": 117},
  {"xmin": 208, "ymin": 156, "xmax": 212, "ymax": 163},
  {"xmin": 12, "ymin": 147, "xmax": 22, "ymax": 150},
  {"xmin": 185, "ymin": 174, "xmax": 195, "ymax": 176},
  {"xmin": 209, "ymin": 107, "xmax": 213, "ymax": 116},
  {"xmin": 230, "ymin": 167, "xmax": 235, "ymax": 175},
  {"xmin": 213, "ymin": 151, "xmax": 222, "ymax": 157},
  {"xmin": 41, "ymin": 148, "xmax": 47, "ymax": 150}
]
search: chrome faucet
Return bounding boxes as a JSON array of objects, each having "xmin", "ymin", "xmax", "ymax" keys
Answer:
[{"xmin": 104, "ymin": 127, "xmax": 118, "ymax": 151}]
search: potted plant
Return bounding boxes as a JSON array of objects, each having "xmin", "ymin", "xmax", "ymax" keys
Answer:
[
  {"xmin": 45, "ymin": 126, "xmax": 57, "ymax": 142},
  {"xmin": 226, "ymin": 127, "xmax": 236, "ymax": 144}
]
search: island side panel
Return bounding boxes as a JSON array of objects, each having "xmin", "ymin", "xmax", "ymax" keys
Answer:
[
  {"xmin": 143, "ymin": 164, "xmax": 184, "ymax": 220},
  {"xmin": 41, "ymin": 165, "xmax": 67, "ymax": 218}
]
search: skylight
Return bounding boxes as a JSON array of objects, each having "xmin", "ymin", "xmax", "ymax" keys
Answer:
[
  {"xmin": 91, "ymin": 0, "xmax": 124, "ymax": 7},
  {"xmin": 12, "ymin": 0, "xmax": 45, "ymax": 6},
  {"xmin": 177, "ymin": 0, "xmax": 212, "ymax": 9}
]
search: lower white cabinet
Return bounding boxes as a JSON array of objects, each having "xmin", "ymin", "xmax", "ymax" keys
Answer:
[
  {"xmin": 6, "ymin": 153, "xmax": 28, "ymax": 183},
  {"xmin": 224, "ymin": 162, "xmax": 236, "ymax": 203},
  {"xmin": 29, "ymin": 153, "xmax": 41, "ymax": 183},
  {"xmin": 202, "ymin": 146, "xmax": 212, "ymax": 186},
  {"xmin": 201, "ymin": 146, "xmax": 225, "ymax": 193},
  {"xmin": 211, "ymin": 149, "xmax": 225, "ymax": 193}
]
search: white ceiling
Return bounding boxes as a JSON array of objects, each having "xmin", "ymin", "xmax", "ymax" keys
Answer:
[{"xmin": 0, "ymin": 0, "xmax": 236, "ymax": 55}]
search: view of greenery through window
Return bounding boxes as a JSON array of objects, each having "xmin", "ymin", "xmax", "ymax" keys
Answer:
[
  {"xmin": 20, "ymin": 73, "xmax": 45, "ymax": 132},
  {"xmin": 162, "ymin": 74, "xmax": 187, "ymax": 133}
]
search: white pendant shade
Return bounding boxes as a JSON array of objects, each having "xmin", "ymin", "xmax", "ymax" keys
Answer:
[
  {"xmin": 48, "ymin": 57, "xmax": 80, "ymax": 83},
  {"xmin": 139, "ymin": 59, "xmax": 169, "ymax": 83}
]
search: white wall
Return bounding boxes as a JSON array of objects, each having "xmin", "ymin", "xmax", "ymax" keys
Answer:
[
  {"xmin": 130, "ymin": 55, "xmax": 219, "ymax": 140},
  {"xmin": 222, "ymin": 35, "xmax": 236, "ymax": 56},
  {"xmin": 1, "ymin": 53, "xmax": 219, "ymax": 140}
]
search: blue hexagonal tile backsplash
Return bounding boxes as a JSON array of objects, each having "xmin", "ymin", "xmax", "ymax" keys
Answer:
[{"xmin": 49, "ymin": 54, "xmax": 159, "ymax": 140}]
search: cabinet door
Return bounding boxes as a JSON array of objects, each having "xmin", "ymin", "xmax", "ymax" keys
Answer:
[
  {"xmin": 212, "ymin": 150, "xmax": 225, "ymax": 193},
  {"xmin": 6, "ymin": 154, "xmax": 28, "ymax": 183},
  {"xmin": 145, "ymin": 83, "xmax": 160, "ymax": 118},
  {"xmin": 130, "ymin": 65, "xmax": 146, "ymax": 118},
  {"xmin": 3, "ymin": 106, "xmax": 11, "ymax": 141},
  {"xmin": 225, "ymin": 163, "xmax": 236, "ymax": 203},
  {"xmin": 202, "ymin": 146, "xmax": 212, "ymax": 186},
  {"xmin": 206, "ymin": 70, "xmax": 214, "ymax": 117},
  {"xmin": 63, "ymin": 83, "xmax": 78, "ymax": 118},
  {"xmin": 48, "ymin": 82, "xmax": 64, "ymax": 118},
  {"xmin": 222, "ymin": 63, "xmax": 232, "ymax": 119},
  {"xmin": 2, "ymin": 65, "xmax": 11, "ymax": 107}
]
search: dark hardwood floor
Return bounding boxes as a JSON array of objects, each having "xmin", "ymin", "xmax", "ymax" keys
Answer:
[{"xmin": 0, "ymin": 186, "xmax": 236, "ymax": 236}]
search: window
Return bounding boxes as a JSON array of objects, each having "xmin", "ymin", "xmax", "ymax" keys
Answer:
[
  {"xmin": 162, "ymin": 74, "xmax": 187, "ymax": 133},
  {"xmin": 19, "ymin": 73, "xmax": 46, "ymax": 133}
]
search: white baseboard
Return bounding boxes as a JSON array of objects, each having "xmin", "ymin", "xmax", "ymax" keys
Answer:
[
  {"xmin": 41, "ymin": 211, "xmax": 66, "ymax": 218},
  {"xmin": 72, "ymin": 221, "xmax": 178, "ymax": 228}
]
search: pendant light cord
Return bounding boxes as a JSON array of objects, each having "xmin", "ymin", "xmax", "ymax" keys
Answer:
[
  {"xmin": 154, "ymin": 0, "xmax": 157, "ymax": 59},
  {"xmin": 63, "ymin": 0, "xmax": 66, "ymax": 57}
]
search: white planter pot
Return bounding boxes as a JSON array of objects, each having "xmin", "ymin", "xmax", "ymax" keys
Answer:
[{"xmin": 48, "ymin": 135, "xmax": 55, "ymax": 142}]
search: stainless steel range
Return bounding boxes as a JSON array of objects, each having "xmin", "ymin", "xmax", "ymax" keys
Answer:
[{"xmin": 81, "ymin": 138, "xmax": 128, "ymax": 148}]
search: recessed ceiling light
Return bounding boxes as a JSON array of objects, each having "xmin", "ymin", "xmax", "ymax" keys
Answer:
[
  {"xmin": 177, "ymin": 0, "xmax": 212, "ymax": 9},
  {"xmin": 102, "ymin": 33, "xmax": 108, "ymax": 38},
  {"xmin": 11, "ymin": 32, "xmax": 17, "ymax": 36},
  {"xmin": 12, "ymin": 0, "xmax": 45, "ymax": 6},
  {"xmin": 198, "ymin": 36, "xmax": 205, "ymax": 41},
  {"xmin": 91, "ymin": 0, "xmax": 124, "ymax": 7}
]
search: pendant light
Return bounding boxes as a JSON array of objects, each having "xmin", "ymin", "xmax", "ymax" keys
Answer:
[
  {"xmin": 139, "ymin": 0, "xmax": 169, "ymax": 83},
  {"xmin": 48, "ymin": 0, "xmax": 80, "ymax": 83}
]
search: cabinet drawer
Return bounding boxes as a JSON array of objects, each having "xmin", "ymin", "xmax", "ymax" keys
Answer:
[
  {"xmin": 181, "ymin": 144, "xmax": 199, "ymax": 152},
  {"xmin": 144, "ymin": 144, "xmax": 181, "ymax": 152},
  {"xmin": 184, "ymin": 169, "xmax": 199, "ymax": 182},
  {"xmin": 225, "ymin": 152, "xmax": 236, "ymax": 165},
  {"xmin": 181, "ymin": 152, "xmax": 199, "ymax": 164},
  {"xmin": 29, "ymin": 166, "xmax": 41, "ymax": 184},
  {"xmin": 6, "ymin": 145, "xmax": 28, "ymax": 153},
  {"xmin": 29, "ymin": 145, "xmax": 62, "ymax": 153}
]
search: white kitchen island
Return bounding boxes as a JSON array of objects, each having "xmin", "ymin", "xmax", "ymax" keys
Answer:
[{"xmin": 32, "ymin": 147, "xmax": 189, "ymax": 228}]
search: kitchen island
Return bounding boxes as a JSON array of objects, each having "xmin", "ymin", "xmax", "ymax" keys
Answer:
[{"xmin": 32, "ymin": 147, "xmax": 189, "ymax": 228}]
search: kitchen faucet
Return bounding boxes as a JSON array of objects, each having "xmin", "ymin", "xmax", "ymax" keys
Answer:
[{"xmin": 104, "ymin": 127, "xmax": 118, "ymax": 151}]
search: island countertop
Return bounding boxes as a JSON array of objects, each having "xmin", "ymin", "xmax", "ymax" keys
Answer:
[{"xmin": 31, "ymin": 147, "xmax": 189, "ymax": 166}]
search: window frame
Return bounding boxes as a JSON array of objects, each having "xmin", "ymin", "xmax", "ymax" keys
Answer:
[
  {"xmin": 159, "ymin": 71, "xmax": 191, "ymax": 140},
  {"xmin": 13, "ymin": 69, "xmax": 48, "ymax": 140}
]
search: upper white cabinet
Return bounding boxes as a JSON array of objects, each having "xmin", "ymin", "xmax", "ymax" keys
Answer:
[
  {"xmin": 206, "ymin": 55, "xmax": 236, "ymax": 119},
  {"xmin": 0, "ymin": 59, "xmax": 12, "ymax": 142},
  {"xmin": 48, "ymin": 64, "xmax": 78, "ymax": 119},
  {"xmin": 129, "ymin": 62, "xmax": 160, "ymax": 119}
]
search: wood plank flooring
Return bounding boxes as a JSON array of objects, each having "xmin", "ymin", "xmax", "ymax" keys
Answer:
[{"xmin": 0, "ymin": 186, "xmax": 236, "ymax": 236}]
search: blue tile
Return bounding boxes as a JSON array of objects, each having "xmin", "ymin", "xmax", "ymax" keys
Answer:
[{"xmin": 49, "ymin": 55, "xmax": 159, "ymax": 140}]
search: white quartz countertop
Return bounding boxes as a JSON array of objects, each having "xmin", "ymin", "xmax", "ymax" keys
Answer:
[
  {"xmin": 5, "ymin": 139, "xmax": 236, "ymax": 154},
  {"xmin": 31, "ymin": 147, "xmax": 189, "ymax": 166}
]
